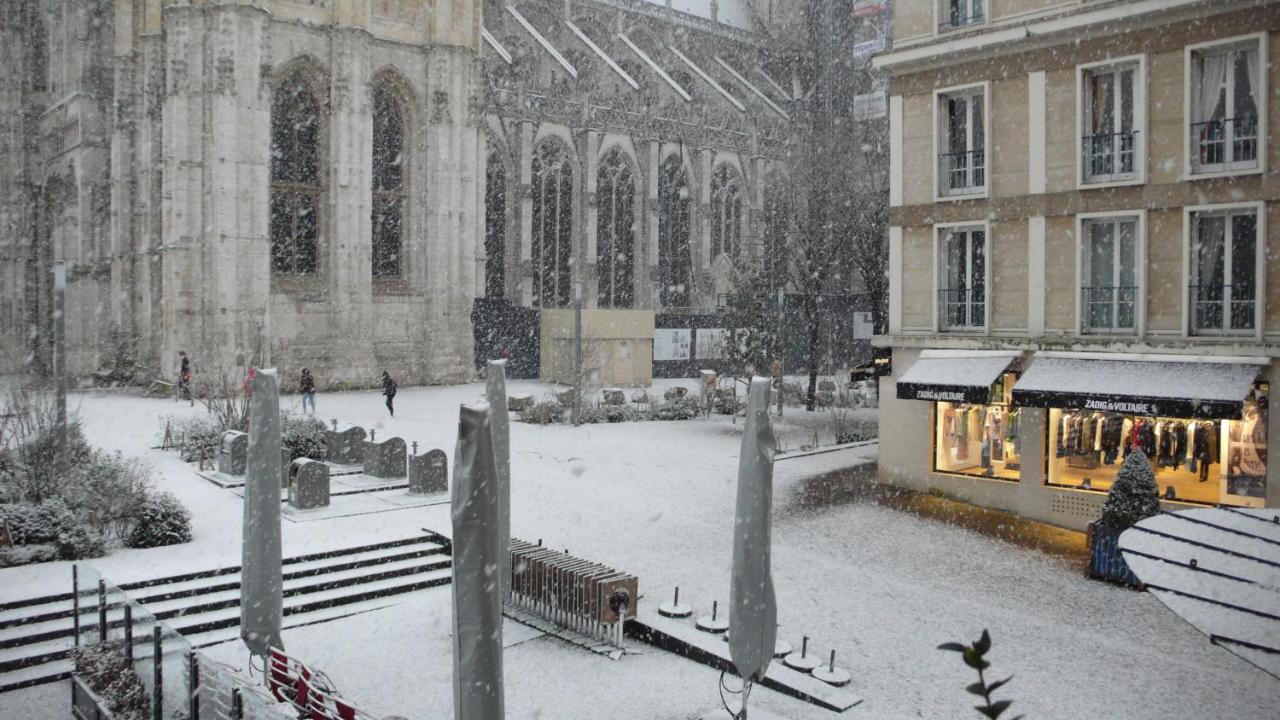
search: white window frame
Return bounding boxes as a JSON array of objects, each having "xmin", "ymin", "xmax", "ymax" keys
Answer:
[
  {"xmin": 936, "ymin": 0, "xmax": 987, "ymax": 34},
  {"xmin": 934, "ymin": 221, "xmax": 991, "ymax": 334},
  {"xmin": 1184, "ymin": 32, "xmax": 1268, "ymax": 179},
  {"xmin": 1076, "ymin": 54, "xmax": 1146, "ymax": 188},
  {"xmin": 933, "ymin": 81, "xmax": 991, "ymax": 202},
  {"xmin": 1074, "ymin": 210, "xmax": 1146, "ymax": 337},
  {"xmin": 1181, "ymin": 201, "xmax": 1265, "ymax": 340}
]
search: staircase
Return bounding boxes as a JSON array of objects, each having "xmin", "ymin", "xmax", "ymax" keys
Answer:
[{"xmin": 0, "ymin": 534, "xmax": 453, "ymax": 693}]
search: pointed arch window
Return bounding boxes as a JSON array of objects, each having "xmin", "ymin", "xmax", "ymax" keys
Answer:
[
  {"xmin": 485, "ymin": 147, "xmax": 507, "ymax": 298},
  {"xmin": 531, "ymin": 141, "xmax": 574, "ymax": 308},
  {"xmin": 658, "ymin": 155, "xmax": 693, "ymax": 308},
  {"xmin": 596, "ymin": 149, "xmax": 635, "ymax": 308},
  {"xmin": 270, "ymin": 77, "xmax": 322, "ymax": 276},
  {"xmin": 711, "ymin": 165, "xmax": 743, "ymax": 259},
  {"xmin": 763, "ymin": 178, "xmax": 790, "ymax": 294},
  {"xmin": 371, "ymin": 83, "xmax": 406, "ymax": 279}
]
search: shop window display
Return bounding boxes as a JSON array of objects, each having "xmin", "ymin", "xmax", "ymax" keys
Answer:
[
  {"xmin": 1046, "ymin": 394, "xmax": 1267, "ymax": 507},
  {"xmin": 933, "ymin": 374, "xmax": 1022, "ymax": 481}
]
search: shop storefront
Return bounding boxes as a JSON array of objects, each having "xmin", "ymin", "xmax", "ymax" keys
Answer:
[
  {"xmin": 895, "ymin": 351, "xmax": 1024, "ymax": 481},
  {"xmin": 1011, "ymin": 354, "xmax": 1269, "ymax": 508}
]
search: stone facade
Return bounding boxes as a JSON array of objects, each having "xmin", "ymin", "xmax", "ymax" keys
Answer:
[{"xmin": 0, "ymin": 0, "xmax": 801, "ymax": 387}]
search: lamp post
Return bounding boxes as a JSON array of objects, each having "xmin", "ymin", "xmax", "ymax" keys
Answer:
[{"xmin": 53, "ymin": 261, "xmax": 67, "ymax": 461}]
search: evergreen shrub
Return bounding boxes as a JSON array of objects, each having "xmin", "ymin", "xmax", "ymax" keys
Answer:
[
  {"xmin": 1098, "ymin": 451, "xmax": 1161, "ymax": 532},
  {"xmin": 126, "ymin": 492, "xmax": 193, "ymax": 549}
]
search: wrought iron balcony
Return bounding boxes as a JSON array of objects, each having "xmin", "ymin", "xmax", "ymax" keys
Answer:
[
  {"xmin": 1082, "ymin": 131, "xmax": 1137, "ymax": 181},
  {"xmin": 1190, "ymin": 283, "xmax": 1256, "ymax": 334},
  {"xmin": 1080, "ymin": 285, "xmax": 1137, "ymax": 333},
  {"xmin": 939, "ymin": 288, "xmax": 985, "ymax": 330},
  {"xmin": 938, "ymin": 149, "xmax": 986, "ymax": 196},
  {"xmin": 1191, "ymin": 116, "xmax": 1258, "ymax": 172}
]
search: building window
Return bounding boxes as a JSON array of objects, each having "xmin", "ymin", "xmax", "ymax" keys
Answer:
[
  {"xmin": 937, "ymin": 86, "xmax": 986, "ymax": 197},
  {"xmin": 1190, "ymin": 207, "xmax": 1258, "ymax": 336},
  {"xmin": 710, "ymin": 165, "xmax": 742, "ymax": 260},
  {"xmin": 762, "ymin": 180, "xmax": 790, "ymax": 295},
  {"xmin": 270, "ymin": 77, "xmax": 322, "ymax": 276},
  {"xmin": 1081, "ymin": 61, "xmax": 1140, "ymax": 184},
  {"xmin": 1189, "ymin": 38, "xmax": 1261, "ymax": 175},
  {"xmin": 371, "ymin": 83, "xmax": 405, "ymax": 280},
  {"xmin": 1046, "ymin": 396, "xmax": 1267, "ymax": 506},
  {"xmin": 531, "ymin": 141, "xmax": 573, "ymax": 308},
  {"xmin": 1080, "ymin": 216, "xmax": 1138, "ymax": 334},
  {"xmin": 596, "ymin": 149, "xmax": 635, "ymax": 309},
  {"xmin": 939, "ymin": 0, "xmax": 983, "ymax": 32},
  {"xmin": 933, "ymin": 374, "xmax": 1020, "ymax": 480},
  {"xmin": 658, "ymin": 154, "xmax": 693, "ymax": 308},
  {"xmin": 485, "ymin": 150, "xmax": 507, "ymax": 299},
  {"xmin": 939, "ymin": 226, "xmax": 985, "ymax": 331}
]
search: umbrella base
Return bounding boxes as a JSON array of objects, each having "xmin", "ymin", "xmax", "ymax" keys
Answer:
[
  {"xmin": 658, "ymin": 602, "xmax": 693, "ymax": 618},
  {"xmin": 812, "ymin": 666, "xmax": 852, "ymax": 686},
  {"xmin": 720, "ymin": 634, "xmax": 793, "ymax": 658},
  {"xmin": 783, "ymin": 652, "xmax": 823, "ymax": 671},
  {"xmin": 695, "ymin": 615, "xmax": 730, "ymax": 633}
]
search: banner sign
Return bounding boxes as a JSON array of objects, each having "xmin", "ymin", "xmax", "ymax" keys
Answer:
[
  {"xmin": 654, "ymin": 328, "xmax": 691, "ymax": 362},
  {"xmin": 1011, "ymin": 389, "xmax": 1245, "ymax": 421},
  {"xmin": 896, "ymin": 382, "xmax": 991, "ymax": 405}
]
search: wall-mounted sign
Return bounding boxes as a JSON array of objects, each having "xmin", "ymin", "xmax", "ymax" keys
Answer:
[
  {"xmin": 853, "ymin": 91, "xmax": 887, "ymax": 121},
  {"xmin": 896, "ymin": 382, "xmax": 991, "ymax": 404},
  {"xmin": 695, "ymin": 328, "xmax": 729, "ymax": 360},
  {"xmin": 853, "ymin": 312, "xmax": 874, "ymax": 339},
  {"xmin": 852, "ymin": 0, "xmax": 890, "ymax": 17},
  {"xmin": 654, "ymin": 328, "xmax": 691, "ymax": 362},
  {"xmin": 852, "ymin": 37, "xmax": 886, "ymax": 59}
]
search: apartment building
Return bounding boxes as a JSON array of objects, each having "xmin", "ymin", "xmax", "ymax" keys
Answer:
[{"xmin": 872, "ymin": 0, "xmax": 1279, "ymax": 530}]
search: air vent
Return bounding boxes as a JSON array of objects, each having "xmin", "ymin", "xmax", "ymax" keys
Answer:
[{"xmin": 1049, "ymin": 489, "xmax": 1104, "ymax": 521}]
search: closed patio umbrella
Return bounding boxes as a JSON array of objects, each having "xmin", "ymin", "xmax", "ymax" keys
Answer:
[
  {"xmin": 241, "ymin": 368, "xmax": 284, "ymax": 659},
  {"xmin": 486, "ymin": 359, "xmax": 511, "ymax": 599}
]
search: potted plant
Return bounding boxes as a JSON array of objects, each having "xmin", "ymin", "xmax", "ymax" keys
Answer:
[{"xmin": 1087, "ymin": 450, "xmax": 1160, "ymax": 586}]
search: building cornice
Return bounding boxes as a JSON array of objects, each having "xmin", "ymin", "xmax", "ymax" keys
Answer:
[
  {"xmin": 873, "ymin": 334, "xmax": 1280, "ymax": 360},
  {"xmin": 872, "ymin": 0, "xmax": 1268, "ymax": 76}
]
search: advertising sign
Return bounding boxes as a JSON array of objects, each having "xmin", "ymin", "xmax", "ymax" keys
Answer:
[
  {"xmin": 654, "ymin": 328, "xmax": 692, "ymax": 362},
  {"xmin": 853, "ymin": 91, "xmax": 887, "ymax": 121},
  {"xmin": 853, "ymin": 312, "xmax": 874, "ymax": 340},
  {"xmin": 853, "ymin": 37, "xmax": 886, "ymax": 59},
  {"xmin": 696, "ymin": 328, "xmax": 729, "ymax": 360}
]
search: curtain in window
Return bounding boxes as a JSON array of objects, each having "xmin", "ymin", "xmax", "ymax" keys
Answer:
[
  {"xmin": 1199, "ymin": 52, "xmax": 1230, "ymax": 122},
  {"xmin": 1241, "ymin": 47, "xmax": 1260, "ymax": 119}
]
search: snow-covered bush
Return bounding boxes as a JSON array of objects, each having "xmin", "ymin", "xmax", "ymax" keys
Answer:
[
  {"xmin": 126, "ymin": 491, "xmax": 192, "ymax": 549},
  {"xmin": 0, "ymin": 499, "xmax": 75, "ymax": 544},
  {"xmin": 163, "ymin": 415, "xmax": 223, "ymax": 463},
  {"xmin": 520, "ymin": 401, "xmax": 565, "ymax": 425},
  {"xmin": 1099, "ymin": 451, "xmax": 1161, "ymax": 531},
  {"xmin": 282, "ymin": 414, "xmax": 327, "ymax": 461},
  {"xmin": 0, "ymin": 544, "xmax": 59, "ymax": 567},
  {"xmin": 64, "ymin": 451, "xmax": 152, "ymax": 541},
  {"xmin": 56, "ymin": 525, "xmax": 106, "ymax": 560},
  {"xmin": 0, "ymin": 386, "xmax": 93, "ymax": 503},
  {"xmin": 654, "ymin": 396, "xmax": 700, "ymax": 420},
  {"xmin": 71, "ymin": 641, "xmax": 151, "ymax": 720}
]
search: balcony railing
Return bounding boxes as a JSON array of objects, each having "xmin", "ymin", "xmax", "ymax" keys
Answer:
[
  {"xmin": 939, "ymin": 11, "xmax": 984, "ymax": 32},
  {"xmin": 1080, "ymin": 285, "xmax": 1137, "ymax": 333},
  {"xmin": 1082, "ymin": 131, "xmax": 1137, "ymax": 181},
  {"xmin": 938, "ymin": 149, "xmax": 986, "ymax": 196},
  {"xmin": 939, "ymin": 288, "xmax": 985, "ymax": 330},
  {"xmin": 1191, "ymin": 116, "xmax": 1258, "ymax": 172},
  {"xmin": 1190, "ymin": 283, "xmax": 1256, "ymax": 334}
]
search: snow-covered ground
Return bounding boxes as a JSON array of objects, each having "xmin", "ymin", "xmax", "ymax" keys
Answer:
[{"xmin": 2, "ymin": 380, "xmax": 1277, "ymax": 718}]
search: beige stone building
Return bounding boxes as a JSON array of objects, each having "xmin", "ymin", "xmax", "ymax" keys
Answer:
[
  {"xmin": 874, "ymin": 0, "xmax": 1280, "ymax": 529},
  {"xmin": 0, "ymin": 0, "xmax": 798, "ymax": 387}
]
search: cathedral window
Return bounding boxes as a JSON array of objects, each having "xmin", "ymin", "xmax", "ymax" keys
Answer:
[
  {"xmin": 596, "ymin": 149, "xmax": 635, "ymax": 308},
  {"xmin": 485, "ymin": 146, "xmax": 507, "ymax": 298},
  {"xmin": 371, "ymin": 82, "xmax": 406, "ymax": 280},
  {"xmin": 270, "ymin": 76, "xmax": 322, "ymax": 276},
  {"xmin": 531, "ymin": 140, "xmax": 574, "ymax": 308},
  {"xmin": 658, "ymin": 154, "xmax": 693, "ymax": 308},
  {"xmin": 711, "ymin": 164, "xmax": 743, "ymax": 259}
]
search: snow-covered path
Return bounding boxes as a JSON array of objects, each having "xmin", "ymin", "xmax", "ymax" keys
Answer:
[{"xmin": 2, "ymin": 382, "xmax": 1276, "ymax": 718}]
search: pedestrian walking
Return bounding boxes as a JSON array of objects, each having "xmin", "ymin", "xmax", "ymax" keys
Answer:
[
  {"xmin": 177, "ymin": 351, "xmax": 193, "ymax": 402},
  {"xmin": 381, "ymin": 371, "xmax": 397, "ymax": 417},
  {"xmin": 300, "ymin": 367, "xmax": 316, "ymax": 415}
]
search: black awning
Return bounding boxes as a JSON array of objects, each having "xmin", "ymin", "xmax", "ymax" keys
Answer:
[
  {"xmin": 895, "ymin": 352, "xmax": 1019, "ymax": 404},
  {"xmin": 1011, "ymin": 355, "xmax": 1266, "ymax": 420}
]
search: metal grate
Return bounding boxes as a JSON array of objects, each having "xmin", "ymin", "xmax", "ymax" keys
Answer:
[{"xmin": 1049, "ymin": 490, "xmax": 1104, "ymax": 521}]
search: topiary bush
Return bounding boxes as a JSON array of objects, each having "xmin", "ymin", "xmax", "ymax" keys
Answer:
[
  {"xmin": 1099, "ymin": 450, "xmax": 1161, "ymax": 532},
  {"xmin": 126, "ymin": 492, "xmax": 192, "ymax": 549},
  {"xmin": 282, "ymin": 414, "xmax": 327, "ymax": 461},
  {"xmin": 0, "ymin": 500, "xmax": 75, "ymax": 545}
]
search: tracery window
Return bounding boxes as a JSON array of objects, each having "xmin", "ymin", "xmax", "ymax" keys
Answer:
[
  {"xmin": 531, "ymin": 141, "xmax": 574, "ymax": 308},
  {"xmin": 658, "ymin": 155, "xmax": 693, "ymax": 308},
  {"xmin": 710, "ymin": 165, "xmax": 743, "ymax": 259},
  {"xmin": 596, "ymin": 149, "xmax": 635, "ymax": 308},
  {"xmin": 485, "ymin": 148, "xmax": 507, "ymax": 299},
  {"xmin": 371, "ymin": 82, "xmax": 406, "ymax": 279},
  {"xmin": 270, "ymin": 76, "xmax": 322, "ymax": 276}
]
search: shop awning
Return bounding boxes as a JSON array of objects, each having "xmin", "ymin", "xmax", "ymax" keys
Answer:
[
  {"xmin": 1012, "ymin": 353, "xmax": 1267, "ymax": 420},
  {"xmin": 895, "ymin": 351, "xmax": 1020, "ymax": 404}
]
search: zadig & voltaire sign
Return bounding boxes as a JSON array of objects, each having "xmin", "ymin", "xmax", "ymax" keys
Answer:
[
  {"xmin": 1082, "ymin": 398, "xmax": 1157, "ymax": 415},
  {"xmin": 913, "ymin": 389, "xmax": 967, "ymax": 402}
]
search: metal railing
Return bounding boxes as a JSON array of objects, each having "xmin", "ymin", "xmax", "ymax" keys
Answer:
[
  {"xmin": 1190, "ymin": 283, "xmax": 1256, "ymax": 334},
  {"xmin": 939, "ymin": 11, "xmax": 984, "ymax": 32},
  {"xmin": 1082, "ymin": 131, "xmax": 1137, "ymax": 180},
  {"xmin": 1080, "ymin": 286, "xmax": 1137, "ymax": 333},
  {"xmin": 938, "ymin": 149, "xmax": 986, "ymax": 195},
  {"xmin": 1191, "ymin": 116, "xmax": 1259, "ymax": 171},
  {"xmin": 939, "ymin": 288, "xmax": 985, "ymax": 329}
]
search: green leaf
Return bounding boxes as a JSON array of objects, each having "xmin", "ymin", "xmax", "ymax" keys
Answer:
[
  {"xmin": 937, "ymin": 642, "xmax": 967, "ymax": 652},
  {"xmin": 986, "ymin": 676, "xmax": 1013, "ymax": 693},
  {"xmin": 976, "ymin": 706, "xmax": 1000, "ymax": 719},
  {"xmin": 963, "ymin": 648, "xmax": 982, "ymax": 669},
  {"xmin": 988, "ymin": 700, "xmax": 1013, "ymax": 717},
  {"xmin": 974, "ymin": 629, "xmax": 992, "ymax": 655},
  {"xmin": 965, "ymin": 682, "xmax": 986, "ymax": 696}
]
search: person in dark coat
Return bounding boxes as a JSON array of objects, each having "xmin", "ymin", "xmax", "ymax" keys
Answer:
[
  {"xmin": 177, "ymin": 351, "xmax": 192, "ymax": 401},
  {"xmin": 300, "ymin": 368, "xmax": 316, "ymax": 415},
  {"xmin": 381, "ymin": 371, "xmax": 397, "ymax": 417}
]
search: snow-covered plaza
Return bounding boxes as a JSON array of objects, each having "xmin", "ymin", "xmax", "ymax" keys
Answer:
[{"xmin": 2, "ymin": 381, "xmax": 1276, "ymax": 719}]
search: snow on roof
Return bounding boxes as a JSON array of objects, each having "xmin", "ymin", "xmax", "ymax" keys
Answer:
[
  {"xmin": 1014, "ymin": 356, "xmax": 1264, "ymax": 405},
  {"xmin": 897, "ymin": 352, "xmax": 1017, "ymax": 389},
  {"xmin": 1120, "ymin": 508, "xmax": 1280, "ymax": 680}
]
